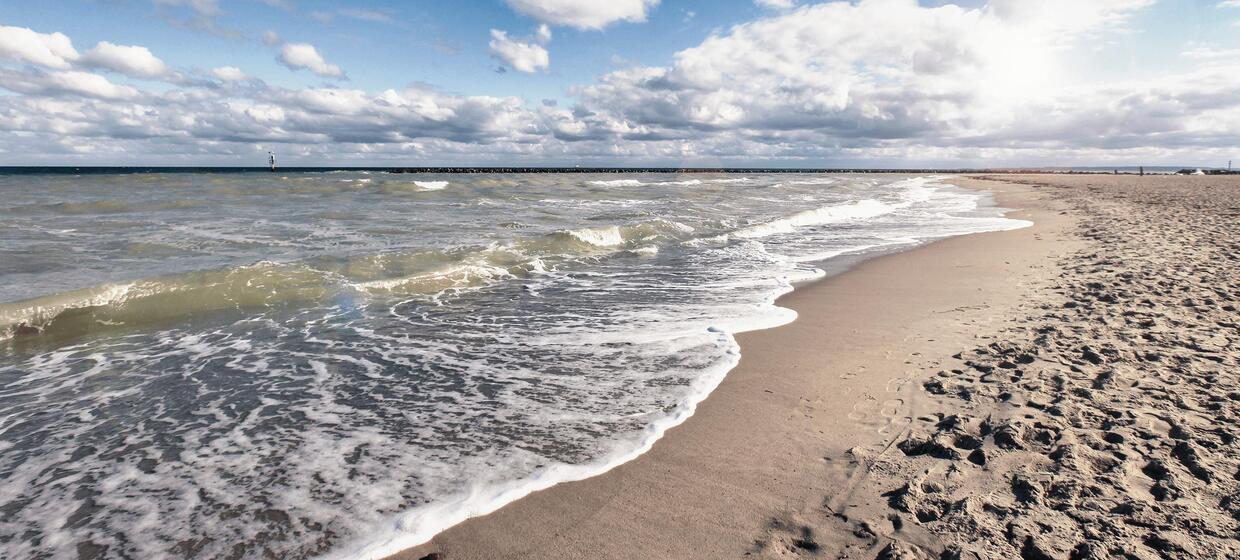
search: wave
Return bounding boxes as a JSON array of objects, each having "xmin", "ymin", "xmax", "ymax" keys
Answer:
[
  {"xmin": 731, "ymin": 199, "xmax": 895, "ymax": 239},
  {"xmin": 0, "ymin": 181, "xmax": 929, "ymax": 345},
  {"xmin": 0, "ymin": 252, "xmax": 528, "ymax": 343},
  {"xmin": 787, "ymin": 177, "xmax": 838, "ymax": 186},
  {"xmin": 587, "ymin": 179, "xmax": 645, "ymax": 187},
  {"xmin": 36, "ymin": 199, "xmax": 205, "ymax": 215},
  {"xmin": 551, "ymin": 219, "xmax": 695, "ymax": 250},
  {"xmin": 0, "ymin": 219, "xmax": 702, "ymax": 343},
  {"xmin": 560, "ymin": 225, "xmax": 625, "ymax": 247},
  {"xmin": 0, "ymin": 262, "xmax": 336, "ymax": 343},
  {"xmin": 587, "ymin": 178, "xmax": 702, "ymax": 187},
  {"xmin": 376, "ymin": 181, "xmax": 449, "ymax": 195},
  {"xmin": 348, "ymin": 250, "xmax": 546, "ymax": 294}
]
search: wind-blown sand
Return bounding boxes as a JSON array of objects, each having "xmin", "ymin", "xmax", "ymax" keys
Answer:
[{"xmin": 392, "ymin": 175, "xmax": 1238, "ymax": 560}]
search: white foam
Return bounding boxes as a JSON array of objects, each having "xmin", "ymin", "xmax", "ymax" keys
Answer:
[
  {"xmin": 413, "ymin": 181, "xmax": 448, "ymax": 191},
  {"xmin": 733, "ymin": 199, "xmax": 894, "ymax": 239},
  {"xmin": 349, "ymin": 264, "xmax": 512, "ymax": 293},
  {"xmin": 564, "ymin": 225, "xmax": 625, "ymax": 247},
  {"xmin": 323, "ymin": 284, "xmax": 803, "ymax": 560},
  {"xmin": 587, "ymin": 179, "xmax": 645, "ymax": 187},
  {"xmin": 0, "ymin": 282, "xmax": 140, "ymax": 339}
]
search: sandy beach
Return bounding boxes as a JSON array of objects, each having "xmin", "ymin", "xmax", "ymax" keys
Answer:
[
  {"xmin": 391, "ymin": 174, "xmax": 1239, "ymax": 559},
  {"xmin": 8, "ymin": 3, "xmax": 1240, "ymax": 557}
]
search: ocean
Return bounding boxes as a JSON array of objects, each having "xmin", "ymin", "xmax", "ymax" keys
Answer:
[{"xmin": 0, "ymin": 171, "xmax": 1029, "ymax": 559}]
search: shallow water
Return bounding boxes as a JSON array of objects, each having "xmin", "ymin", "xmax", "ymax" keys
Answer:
[{"xmin": 0, "ymin": 172, "xmax": 1028, "ymax": 559}]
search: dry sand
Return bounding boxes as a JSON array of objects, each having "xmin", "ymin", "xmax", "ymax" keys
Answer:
[{"xmin": 392, "ymin": 175, "xmax": 1238, "ymax": 560}]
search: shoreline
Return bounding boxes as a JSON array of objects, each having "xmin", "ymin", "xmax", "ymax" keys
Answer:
[{"xmin": 384, "ymin": 177, "xmax": 1070, "ymax": 559}]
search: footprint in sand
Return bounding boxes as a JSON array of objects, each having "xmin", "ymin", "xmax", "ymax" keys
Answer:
[
  {"xmin": 840, "ymin": 366, "xmax": 865, "ymax": 380},
  {"xmin": 880, "ymin": 399, "xmax": 905, "ymax": 418},
  {"xmin": 886, "ymin": 376, "xmax": 913, "ymax": 393},
  {"xmin": 847, "ymin": 396, "xmax": 879, "ymax": 423},
  {"xmin": 878, "ymin": 399, "xmax": 912, "ymax": 435}
]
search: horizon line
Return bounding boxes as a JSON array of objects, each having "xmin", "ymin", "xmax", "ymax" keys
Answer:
[{"xmin": 0, "ymin": 165, "xmax": 1231, "ymax": 175}]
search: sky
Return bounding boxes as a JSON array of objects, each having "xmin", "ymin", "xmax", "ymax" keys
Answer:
[{"xmin": 0, "ymin": 0, "xmax": 1238, "ymax": 167}]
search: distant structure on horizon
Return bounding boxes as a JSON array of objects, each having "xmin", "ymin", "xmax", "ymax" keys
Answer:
[{"xmin": 268, "ymin": 152, "xmax": 277, "ymax": 172}]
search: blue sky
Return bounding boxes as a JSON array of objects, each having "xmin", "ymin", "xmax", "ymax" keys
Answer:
[
  {"xmin": 2, "ymin": 1, "xmax": 760, "ymax": 105},
  {"xmin": 1, "ymin": 1, "xmax": 1239, "ymax": 166}
]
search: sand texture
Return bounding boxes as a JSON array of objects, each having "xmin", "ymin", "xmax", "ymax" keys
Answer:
[
  {"xmin": 394, "ymin": 175, "xmax": 1239, "ymax": 560},
  {"xmin": 784, "ymin": 175, "xmax": 1240, "ymax": 560}
]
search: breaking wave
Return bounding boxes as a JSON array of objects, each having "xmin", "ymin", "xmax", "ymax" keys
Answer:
[
  {"xmin": 587, "ymin": 179, "xmax": 645, "ymax": 187},
  {"xmin": 733, "ymin": 199, "xmax": 895, "ymax": 239}
]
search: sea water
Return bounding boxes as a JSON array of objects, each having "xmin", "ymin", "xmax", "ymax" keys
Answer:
[{"xmin": 0, "ymin": 172, "xmax": 1029, "ymax": 559}]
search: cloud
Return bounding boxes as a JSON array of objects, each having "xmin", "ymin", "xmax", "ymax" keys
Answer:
[
  {"xmin": 151, "ymin": 0, "xmax": 241, "ymax": 37},
  {"xmin": 986, "ymin": 0, "xmax": 1155, "ymax": 41},
  {"xmin": 0, "ymin": 25, "xmax": 79, "ymax": 69},
  {"xmin": 489, "ymin": 29, "xmax": 550, "ymax": 73},
  {"xmin": 337, "ymin": 8, "xmax": 394, "ymax": 23},
  {"xmin": 567, "ymin": 0, "xmax": 1165, "ymax": 148},
  {"xmin": 1181, "ymin": 45, "xmax": 1240, "ymax": 60},
  {"xmin": 754, "ymin": 0, "xmax": 798, "ymax": 10},
  {"xmin": 261, "ymin": 30, "xmax": 282, "ymax": 46},
  {"xmin": 0, "ymin": 27, "xmax": 170, "ymax": 80},
  {"xmin": 1218, "ymin": 0, "xmax": 1240, "ymax": 7},
  {"xmin": 277, "ymin": 43, "xmax": 344, "ymax": 78},
  {"xmin": 503, "ymin": 0, "xmax": 660, "ymax": 30},
  {"xmin": 211, "ymin": 66, "xmax": 248, "ymax": 81},
  {"xmin": 310, "ymin": 8, "xmax": 396, "ymax": 25},
  {"xmin": 153, "ymin": 0, "xmax": 221, "ymax": 17},
  {"xmin": 81, "ymin": 42, "xmax": 169, "ymax": 78},
  {"xmin": 0, "ymin": 68, "xmax": 141, "ymax": 100},
  {"xmin": 2, "ymin": 2, "xmax": 1239, "ymax": 167}
]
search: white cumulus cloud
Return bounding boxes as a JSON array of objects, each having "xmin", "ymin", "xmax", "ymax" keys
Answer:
[
  {"xmin": 489, "ymin": 29, "xmax": 550, "ymax": 73},
  {"xmin": 503, "ymin": 0, "xmax": 660, "ymax": 30},
  {"xmin": 572, "ymin": 0, "xmax": 1162, "ymax": 139},
  {"xmin": 277, "ymin": 43, "xmax": 344, "ymax": 78},
  {"xmin": 0, "ymin": 25, "xmax": 79, "ymax": 69},
  {"xmin": 0, "ymin": 68, "xmax": 140, "ymax": 100},
  {"xmin": 1, "ymin": 2, "xmax": 1239, "ymax": 167},
  {"xmin": 81, "ymin": 42, "xmax": 169, "ymax": 78},
  {"xmin": 754, "ymin": 0, "xmax": 798, "ymax": 10},
  {"xmin": 211, "ymin": 66, "xmax": 248, "ymax": 81}
]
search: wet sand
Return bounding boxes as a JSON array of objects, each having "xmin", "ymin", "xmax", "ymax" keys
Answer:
[{"xmin": 391, "ymin": 175, "xmax": 1238, "ymax": 559}]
